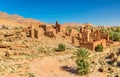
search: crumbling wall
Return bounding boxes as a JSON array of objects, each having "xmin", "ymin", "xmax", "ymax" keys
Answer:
[
  {"xmin": 34, "ymin": 29, "xmax": 38, "ymax": 38},
  {"xmin": 29, "ymin": 29, "xmax": 34, "ymax": 38},
  {"xmin": 70, "ymin": 29, "xmax": 79, "ymax": 37},
  {"xmin": 44, "ymin": 31, "xmax": 55, "ymax": 38},
  {"xmin": 28, "ymin": 30, "xmax": 32, "ymax": 37},
  {"xmin": 79, "ymin": 39, "xmax": 106, "ymax": 51},
  {"xmin": 100, "ymin": 33, "xmax": 109, "ymax": 41},
  {"xmin": 79, "ymin": 42, "xmax": 94, "ymax": 50},
  {"xmin": 43, "ymin": 25, "xmax": 55, "ymax": 32},
  {"xmin": 93, "ymin": 39, "xmax": 106, "ymax": 51}
]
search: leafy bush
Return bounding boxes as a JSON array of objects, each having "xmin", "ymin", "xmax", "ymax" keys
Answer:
[
  {"xmin": 76, "ymin": 60, "xmax": 89, "ymax": 75},
  {"xmin": 110, "ymin": 32, "xmax": 120, "ymax": 41},
  {"xmin": 100, "ymin": 26, "xmax": 120, "ymax": 42},
  {"xmin": 66, "ymin": 26, "xmax": 71, "ymax": 31},
  {"xmin": 75, "ymin": 48, "xmax": 89, "ymax": 76},
  {"xmin": 28, "ymin": 72, "xmax": 35, "ymax": 77},
  {"xmin": 57, "ymin": 43, "xmax": 66, "ymax": 52},
  {"xmin": 100, "ymin": 27, "xmax": 108, "ymax": 33},
  {"xmin": 74, "ymin": 26, "xmax": 80, "ymax": 32},
  {"xmin": 95, "ymin": 44, "xmax": 103, "ymax": 52},
  {"xmin": 76, "ymin": 48, "xmax": 89, "ymax": 60}
]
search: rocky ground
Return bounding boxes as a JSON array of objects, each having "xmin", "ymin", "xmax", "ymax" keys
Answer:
[
  {"xmin": 0, "ymin": 32, "xmax": 120, "ymax": 77},
  {"xmin": 0, "ymin": 42, "xmax": 119, "ymax": 77}
]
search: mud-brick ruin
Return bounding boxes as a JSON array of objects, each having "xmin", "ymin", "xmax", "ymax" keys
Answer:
[
  {"xmin": 71, "ymin": 26, "xmax": 109, "ymax": 51},
  {"xmin": 23, "ymin": 21, "xmax": 111, "ymax": 51},
  {"xmin": 23, "ymin": 21, "xmax": 66, "ymax": 39}
]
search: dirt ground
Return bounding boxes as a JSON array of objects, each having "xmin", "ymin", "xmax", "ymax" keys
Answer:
[
  {"xmin": 0, "ymin": 34, "xmax": 119, "ymax": 77},
  {"xmin": 0, "ymin": 50, "xmax": 108, "ymax": 77}
]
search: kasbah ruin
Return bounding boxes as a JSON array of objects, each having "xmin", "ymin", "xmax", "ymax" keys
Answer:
[
  {"xmin": 23, "ymin": 21, "xmax": 118, "ymax": 51},
  {"xmin": 0, "ymin": 12, "xmax": 120, "ymax": 77}
]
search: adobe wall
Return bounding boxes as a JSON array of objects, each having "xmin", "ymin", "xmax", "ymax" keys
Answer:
[
  {"xmin": 30, "ymin": 23, "xmax": 44, "ymax": 29},
  {"xmin": 71, "ymin": 36, "xmax": 75, "ymax": 44},
  {"xmin": 34, "ymin": 29, "xmax": 38, "ymax": 38},
  {"xmin": 23, "ymin": 27, "xmax": 30, "ymax": 35},
  {"xmin": 44, "ymin": 31, "xmax": 55, "ymax": 38},
  {"xmin": 29, "ymin": 29, "xmax": 34, "ymax": 38},
  {"xmin": 23, "ymin": 28, "xmax": 29, "ymax": 33},
  {"xmin": 26, "ymin": 23, "xmax": 57, "ymax": 39},
  {"xmin": 100, "ymin": 33, "xmax": 109, "ymax": 41},
  {"xmin": 43, "ymin": 25, "xmax": 54, "ymax": 32},
  {"xmin": 56, "ymin": 22, "xmax": 67, "ymax": 34},
  {"xmin": 70, "ymin": 29, "xmax": 79, "ymax": 37},
  {"xmin": 48, "ymin": 28, "xmax": 56, "ymax": 35},
  {"xmin": 61, "ymin": 26, "xmax": 66, "ymax": 34},
  {"xmin": 79, "ymin": 39, "xmax": 106, "ymax": 51},
  {"xmin": 79, "ymin": 42, "xmax": 94, "ymax": 50},
  {"xmin": 34, "ymin": 28, "xmax": 44, "ymax": 39},
  {"xmin": 28, "ymin": 29, "xmax": 32, "ymax": 38},
  {"xmin": 28, "ymin": 23, "xmax": 35, "ymax": 38},
  {"xmin": 93, "ymin": 39, "xmax": 106, "ymax": 51}
]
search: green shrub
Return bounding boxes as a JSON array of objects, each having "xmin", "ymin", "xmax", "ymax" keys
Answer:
[
  {"xmin": 110, "ymin": 32, "xmax": 120, "ymax": 41},
  {"xmin": 74, "ymin": 26, "xmax": 80, "ymax": 32},
  {"xmin": 95, "ymin": 44, "xmax": 103, "ymax": 52},
  {"xmin": 76, "ymin": 60, "xmax": 89, "ymax": 75},
  {"xmin": 76, "ymin": 48, "xmax": 89, "ymax": 60},
  {"xmin": 28, "ymin": 72, "xmax": 35, "ymax": 77},
  {"xmin": 57, "ymin": 43, "xmax": 66, "ymax": 52},
  {"xmin": 66, "ymin": 26, "xmax": 71, "ymax": 31},
  {"xmin": 100, "ymin": 27, "xmax": 108, "ymax": 33},
  {"xmin": 76, "ymin": 48, "xmax": 89, "ymax": 76}
]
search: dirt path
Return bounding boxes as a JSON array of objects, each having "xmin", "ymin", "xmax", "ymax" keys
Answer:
[
  {"xmin": 28, "ymin": 54, "xmax": 107, "ymax": 77},
  {"xmin": 29, "ymin": 55, "xmax": 78, "ymax": 77},
  {"xmin": 0, "ymin": 51, "xmax": 110, "ymax": 77}
]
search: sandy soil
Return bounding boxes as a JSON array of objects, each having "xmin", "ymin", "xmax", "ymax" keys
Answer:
[
  {"xmin": 29, "ymin": 55, "xmax": 78, "ymax": 77},
  {"xmin": 1, "ymin": 48, "xmax": 119, "ymax": 77},
  {"xmin": 0, "ymin": 51, "xmax": 110, "ymax": 77}
]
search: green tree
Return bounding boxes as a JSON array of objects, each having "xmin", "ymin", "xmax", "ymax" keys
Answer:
[{"xmin": 116, "ymin": 27, "xmax": 120, "ymax": 32}]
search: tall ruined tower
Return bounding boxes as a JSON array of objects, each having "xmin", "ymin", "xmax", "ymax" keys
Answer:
[
  {"xmin": 86, "ymin": 29, "xmax": 91, "ymax": 42},
  {"xmin": 56, "ymin": 21, "xmax": 61, "ymax": 32}
]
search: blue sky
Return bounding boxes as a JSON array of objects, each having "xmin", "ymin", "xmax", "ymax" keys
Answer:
[{"xmin": 0, "ymin": 0, "xmax": 120, "ymax": 26}]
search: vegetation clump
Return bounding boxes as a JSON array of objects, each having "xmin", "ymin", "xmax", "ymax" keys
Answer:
[
  {"xmin": 110, "ymin": 32, "xmax": 120, "ymax": 41},
  {"xmin": 66, "ymin": 26, "xmax": 71, "ymax": 31},
  {"xmin": 95, "ymin": 44, "xmax": 103, "ymax": 52},
  {"xmin": 57, "ymin": 43, "xmax": 66, "ymax": 52},
  {"xmin": 100, "ymin": 26, "xmax": 120, "ymax": 42},
  {"xmin": 27, "ymin": 72, "xmax": 35, "ymax": 77},
  {"xmin": 74, "ymin": 26, "xmax": 80, "ymax": 32},
  {"xmin": 75, "ymin": 48, "xmax": 90, "ymax": 76}
]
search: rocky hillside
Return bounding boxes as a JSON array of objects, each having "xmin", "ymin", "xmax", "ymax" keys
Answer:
[{"xmin": 0, "ymin": 12, "xmax": 44, "ymax": 27}]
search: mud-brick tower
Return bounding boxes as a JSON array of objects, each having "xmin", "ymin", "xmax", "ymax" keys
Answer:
[{"xmin": 56, "ymin": 21, "xmax": 61, "ymax": 33}]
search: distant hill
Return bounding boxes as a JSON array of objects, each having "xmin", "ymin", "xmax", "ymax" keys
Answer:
[
  {"xmin": 62, "ymin": 22, "xmax": 93, "ymax": 27},
  {"xmin": 0, "ymin": 12, "xmax": 94, "ymax": 28},
  {"xmin": 0, "ymin": 12, "xmax": 44, "ymax": 27}
]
